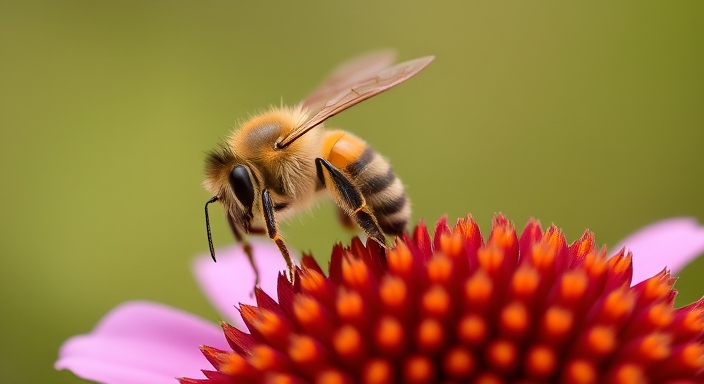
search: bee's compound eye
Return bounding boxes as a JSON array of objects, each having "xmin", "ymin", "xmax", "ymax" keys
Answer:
[{"xmin": 229, "ymin": 165, "xmax": 255, "ymax": 210}]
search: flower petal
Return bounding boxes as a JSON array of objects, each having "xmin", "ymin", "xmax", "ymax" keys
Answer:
[
  {"xmin": 613, "ymin": 217, "xmax": 704, "ymax": 284},
  {"xmin": 55, "ymin": 301, "xmax": 228, "ymax": 384},
  {"xmin": 193, "ymin": 241, "xmax": 292, "ymax": 326}
]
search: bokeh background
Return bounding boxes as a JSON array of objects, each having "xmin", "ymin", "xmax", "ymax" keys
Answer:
[{"xmin": 1, "ymin": 1, "xmax": 703, "ymax": 383}]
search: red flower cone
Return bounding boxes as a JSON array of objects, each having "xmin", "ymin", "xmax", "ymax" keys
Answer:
[{"xmin": 180, "ymin": 215, "xmax": 704, "ymax": 384}]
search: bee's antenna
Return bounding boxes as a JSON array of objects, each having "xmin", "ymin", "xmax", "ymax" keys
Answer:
[{"xmin": 205, "ymin": 196, "xmax": 219, "ymax": 262}]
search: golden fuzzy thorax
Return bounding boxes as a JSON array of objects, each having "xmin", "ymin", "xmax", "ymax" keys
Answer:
[
  {"xmin": 233, "ymin": 106, "xmax": 321, "ymax": 198},
  {"xmin": 204, "ymin": 105, "xmax": 323, "ymax": 225}
]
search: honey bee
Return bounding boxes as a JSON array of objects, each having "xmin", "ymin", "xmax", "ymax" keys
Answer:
[{"xmin": 203, "ymin": 50, "xmax": 434, "ymax": 281}]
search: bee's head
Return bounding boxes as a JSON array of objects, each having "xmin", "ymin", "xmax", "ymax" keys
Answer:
[
  {"xmin": 226, "ymin": 164, "xmax": 256, "ymax": 226},
  {"xmin": 203, "ymin": 147, "xmax": 259, "ymax": 261}
]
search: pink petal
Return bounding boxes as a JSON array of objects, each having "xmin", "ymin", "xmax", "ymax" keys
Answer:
[
  {"xmin": 193, "ymin": 241, "xmax": 292, "ymax": 326},
  {"xmin": 613, "ymin": 217, "xmax": 704, "ymax": 284},
  {"xmin": 56, "ymin": 301, "xmax": 228, "ymax": 384}
]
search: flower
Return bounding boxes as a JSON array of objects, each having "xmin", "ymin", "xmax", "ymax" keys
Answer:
[
  {"xmin": 612, "ymin": 217, "xmax": 704, "ymax": 285},
  {"xmin": 55, "ymin": 241, "xmax": 290, "ymax": 384},
  {"xmin": 56, "ymin": 216, "xmax": 704, "ymax": 384}
]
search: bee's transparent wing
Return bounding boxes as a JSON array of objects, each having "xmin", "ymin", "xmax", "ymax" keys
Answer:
[
  {"xmin": 301, "ymin": 50, "xmax": 397, "ymax": 113},
  {"xmin": 278, "ymin": 55, "xmax": 435, "ymax": 149}
]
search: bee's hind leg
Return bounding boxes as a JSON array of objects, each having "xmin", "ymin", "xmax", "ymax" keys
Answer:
[
  {"xmin": 315, "ymin": 157, "xmax": 387, "ymax": 247},
  {"xmin": 261, "ymin": 189, "xmax": 296, "ymax": 281}
]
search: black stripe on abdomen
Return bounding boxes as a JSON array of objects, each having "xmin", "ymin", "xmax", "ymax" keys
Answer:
[
  {"xmin": 373, "ymin": 194, "xmax": 407, "ymax": 216},
  {"xmin": 345, "ymin": 147, "xmax": 375, "ymax": 178},
  {"xmin": 345, "ymin": 148, "xmax": 410, "ymax": 236},
  {"xmin": 360, "ymin": 167, "xmax": 395, "ymax": 196}
]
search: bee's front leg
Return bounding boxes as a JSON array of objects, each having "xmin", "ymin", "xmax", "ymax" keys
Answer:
[
  {"xmin": 314, "ymin": 157, "xmax": 387, "ymax": 247},
  {"xmin": 261, "ymin": 189, "xmax": 295, "ymax": 280}
]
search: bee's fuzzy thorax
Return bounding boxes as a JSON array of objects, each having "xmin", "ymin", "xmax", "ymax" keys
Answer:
[
  {"xmin": 228, "ymin": 105, "xmax": 309, "ymax": 152},
  {"xmin": 225, "ymin": 105, "xmax": 321, "ymax": 199}
]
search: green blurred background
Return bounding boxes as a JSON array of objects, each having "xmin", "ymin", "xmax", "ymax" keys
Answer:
[{"xmin": 1, "ymin": 1, "xmax": 703, "ymax": 383}]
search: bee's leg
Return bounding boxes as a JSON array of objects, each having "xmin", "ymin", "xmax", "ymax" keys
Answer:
[
  {"xmin": 315, "ymin": 157, "xmax": 386, "ymax": 247},
  {"xmin": 261, "ymin": 189, "xmax": 295, "ymax": 280},
  {"xmin": 227, "ymin": 213, "xmax": 259, "ymax": 287}
]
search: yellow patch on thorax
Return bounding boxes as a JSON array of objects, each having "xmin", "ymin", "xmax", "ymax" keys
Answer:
[{"xmin": 230, "ymin": 106, "xmax": 308, "ymax": 156}]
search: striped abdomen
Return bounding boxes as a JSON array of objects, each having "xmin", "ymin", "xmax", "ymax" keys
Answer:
[{"xmin": 322, "ymin": 130, "xmax": 410, "ymax": 236}]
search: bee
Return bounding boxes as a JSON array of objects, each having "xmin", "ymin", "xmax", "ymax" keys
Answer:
[{"xmin": 203, "ymin": 50, "xmax": 434, "ymax": 281}]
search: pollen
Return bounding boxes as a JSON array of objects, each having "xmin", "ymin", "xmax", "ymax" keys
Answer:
[
  {"xmin": 443, "ymin": 347, "xmax": 475, "ymax": 378},
  {"xmin": 542, "ymin": 306, "xmax": 573, "ymax": 341},
  {"xmin": 379, "ymin": 275, "xmax": 407, "ymax": 310},
  {"xmin": 288, "ymin": 335, "xmax": 324, "ymax": 366},
  {"xmin": 646, "ymin": 302, "xmax": 673, "ymax": 328},
  {"xmin": 265, "ymin": 373, "xmax": 298, "ymax": 384},
  {"xmin": 240, "ymin": 306, "xmax": 291, "ymax": 348},
  {"xmin": 544, "ymin": 226, "xmax": 564, "ymax": 250},
  {"xmin": 439, "ymin": 230, "xmax": 464, "ymax": 258},
  {"xmin": 416, "ymin": 318, "xmax": 444, "ymax": 352},
  {"xmin": 403, "ymin": 355, "xmax": 435, "ymax": 384},
  {"xmin": 455, "ymin": 215, "xmax": 475, "ymax": 235},
  {"xmin": 600, "ymin": 287, "xmax": 635, "ymax": 322},
  {"xmin": 300, "ymin": 268, "xmax": 326, "ymax": 296},
  {"xmin": 489, "ymin": 217, "xmax": 516, "ymax": 250},
  {"xmin": 563, "ymin": 359, "xmax": 597, "ymax": 384},
  {"xmin": 530, "ymin": 241, "xmax": 557, "ymax": 271},
  {"xmin": 248, "ymin": 345, "xmax": 285, "ymax": 372},
  {"xmin": 487, "ymin": 339, "xmax": 517, "ymax": 371},
  {"xmin": 458, "ymin": 313, "xmax": 488, "ymax": 345},
  {"xmin": 427, "ymin": 255, "xmax": 453, "ymax": 283},
  {"xmin": 683, "ymin": 306, "xmax": 704, "ymax": 334},
  {"xmin": 294, "ymin": 295, "xmax": 333, "ymax": 340},
  {"xmin": 584, "ymin": 325, "xmax": 616, "ymax": 356},
  {"xmin": 637, "ymin": 333, "xmax": 671, "ymax": 361},
  {"xmin": 464, "ymin": 270, "xmax": 493, "ymax": 309},
  {"xmin": 422, "ymin": 285, "xmax": 450, "ymax": 317},
  {"xmin": 524, "ymin": 345, "xmax": 556, "ymax": 378},
  {"xmin": 559, "ymin": 269, "xmax": 588, "ymax": 302},
  {"xmin": 185, "ymin": 215, "xmax": 704, "ymax": 384},
  {"xmin": 584, "ymin": 251, "xmax": 607, "ymax": 279},
  {"xmin": 315, "ymin": 370, "xmax": 350, "ymax": 384},
  {"xmin": 336, "ymin": 289, "xmax": 363, "ymax": 322},
  {"xmin": 511, "ymin": 265, "xmax": 540, "ymax": 299},
  {"xmin": 341, "ymin": 255, "xmax": 369, "ymax": 288},
  {"xmin": 375, "ymin": 316, "xmax": 405, "ymax": 353},
  {"xmin": 363, "ymin": 359, "xmax": 394, "ymax": 384},
  {"xmin": 610, "ymin": 363, "xmax": 645, "ymax": 384},
  {"xmin": 387, "ymin": 240, "xmax": 413, "ymax": 276},
  {"xmin": 333, "ymin": 325, "xmax": 363, "ymax": 362},
  {"xmin": 294, "ymin": 295, "xmax": 321, "ymax": 324},
  {"xmin": 500, "ymin": 301, "xmax": 529, "ymax": 336},
  {"xmin": 477, "ymin": 245, "xmax": 504, "ymax": 274},
  {"xmin": 219, "ymin": 352, "xmax": 250, "ymax": 376},
  {"xmin": 680, "ymin": 343, "xmax": 704, "ymax": 370},
  {"xmin": 640, "ymin": 269, "xmax": 674, "ymax": 303}
]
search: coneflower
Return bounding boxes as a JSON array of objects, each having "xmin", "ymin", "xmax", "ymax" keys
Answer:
[{"xmin": 177, "ymin": 215, "xmax": 704, "ymax": 384}]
